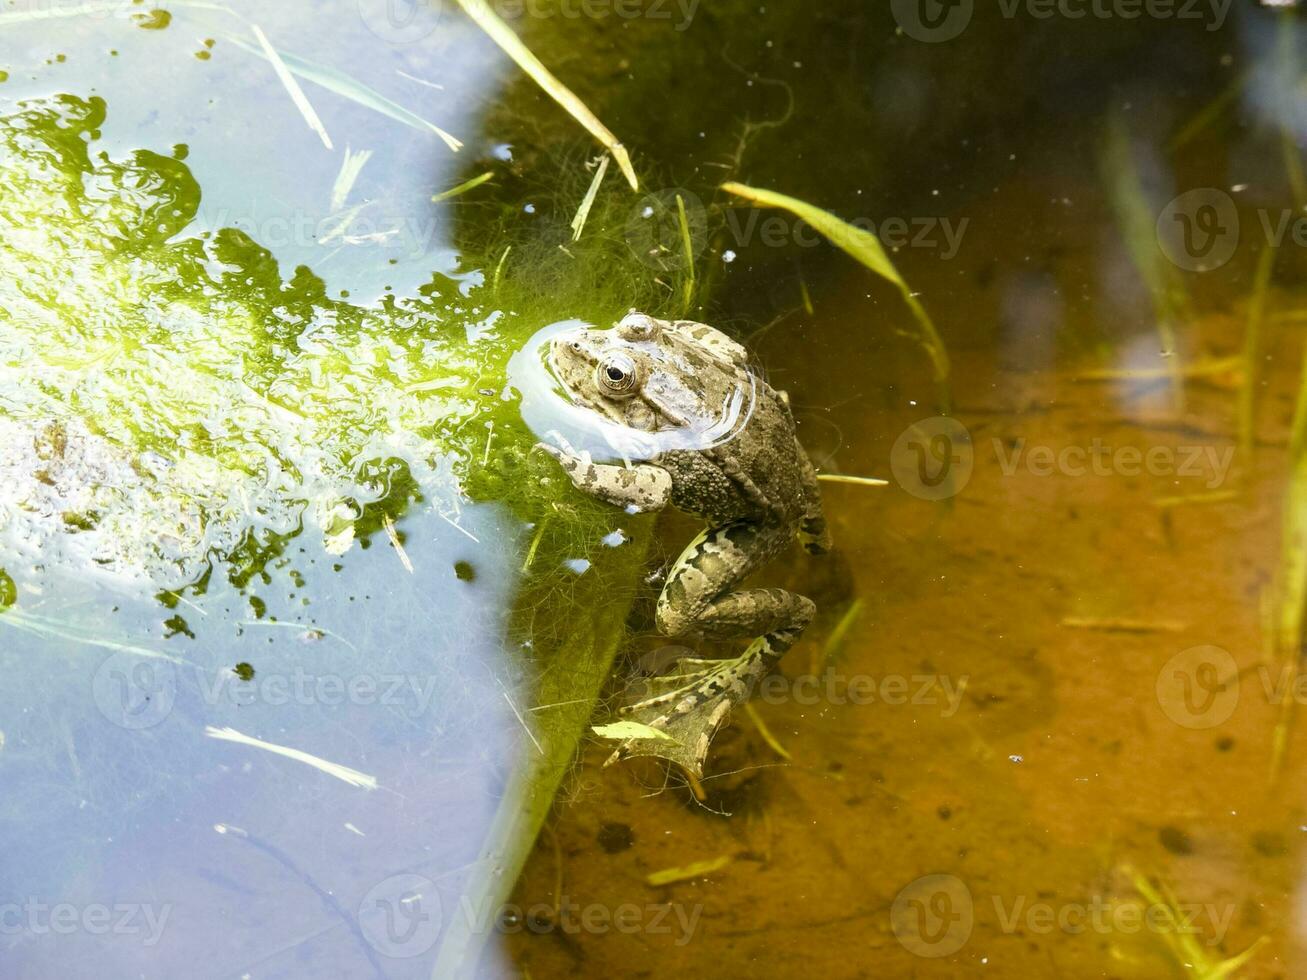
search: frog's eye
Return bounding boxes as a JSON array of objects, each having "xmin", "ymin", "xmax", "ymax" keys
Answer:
[{"xmin": 596, "ymin": 353, "xmax": 641, "ymax": 398}]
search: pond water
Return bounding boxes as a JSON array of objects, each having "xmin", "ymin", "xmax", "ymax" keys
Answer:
[{"xmin": 2, "ymin": 1, "xmax": 1307, "ymax": 977}]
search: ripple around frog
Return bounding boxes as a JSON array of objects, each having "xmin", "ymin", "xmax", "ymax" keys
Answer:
[{"xmin": 508, "ymin": 319, "xmax": 759, "ymax": 464}]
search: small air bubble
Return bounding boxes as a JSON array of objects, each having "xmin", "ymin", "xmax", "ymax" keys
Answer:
[{"xmin": 722, "ymin": 250, "xmax": 737, "ymax": 263}]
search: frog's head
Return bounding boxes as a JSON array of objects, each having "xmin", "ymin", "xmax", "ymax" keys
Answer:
[{"xmin": 547, "ymin": 312, "xmax": 751, "ymax": 437}]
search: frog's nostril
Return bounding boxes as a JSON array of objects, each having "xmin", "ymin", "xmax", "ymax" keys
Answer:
[{"xmin": 570, "ymin": 341, "xmax": 583, "ymax": 352}]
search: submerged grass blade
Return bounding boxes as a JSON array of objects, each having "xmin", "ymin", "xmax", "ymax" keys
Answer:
[
  {"xmin": 396, "ymin": 69, "xmax": 445, "ymax": 91},
  {"xmin": 1152, "ymin": 490, "xmax": 1239, "ymax": 508},
  {"xmin": 251, "ymin": 24, "xmax": 333, "ymax": 150},
  {"xmin": 570, "ymin": 155, "xmax": 610, "ymax": 241},
  {"xmin": 330, "ymin": 146, "xmax": 373, "ymax": 211},
  {"xmin": 318, "ymin": 201, "xmax": 368, "ymax": 245},
  {"xmin": 817, "ymin": 474, "xmax": 889, "ymax": 487},
  {"xmin": 7, "ymin": 0, "xmax": 459, "ymax": 156},
  {"xmin": 454, "ymin": 0, "xmax": 636, "ymax": 189},
  {"xmin": 720, "ymin": 181, "xmax": 951, "ymax": 411},
  {"xmin": 1076, "ymin": 357, "xmax": 1240, "ymax": 382},
  {"xmin": 646, "ymin": 855, "xmax": 732, "ymax": 886},
  {"xmin": 205, "ymin": 726, "xmax": 378, "ymax": 790},
  {"xmin": 813, "ymin": 598, "xmax": 864, "ymax": 673},
  {"xmin": 381, "ymin": 513, "xmax": 414, "ymax": 573},
  {"xmin": 224, "ymin": 33, "xmax": 463, "ymax": 151},
  {"xmin": 493, "ymin": 245, "xmax": 513, "ymax": 294},
  {"xmin": 1169, "ymin": 70, "xmax": 1246, "ymax": 151},
  {"xmin": 1099, "ymin": 113, "xmax": 1188, "ymax": 415},
  {"xmin": 744, "ymin": 702, "xmax": 791, "ymax": 760},
  {"xmin": 1239, "ymin": 246, "xmax": 1276, "ymax": 457},
  {"xmin": 1278, "ymin": 14, "xmax": 1307, "ymax": 211},
  {"xmin": 0, "ymin": 609, "xmax": 187, "ymax": 664},
  {"xmin": 430, "ymin": 171, "xmax": 494, "ymax": 204},
  {"xmin": 1269, "ymin": 344, "xmax": 1307, "ymax": 781},
  {"xmin": 1123, "ymin": 865, "xmax": 1266, "ymax": 978},
  {"xmin": 677, "ymin": 193, "xmax": 697, "ymax": 313}
]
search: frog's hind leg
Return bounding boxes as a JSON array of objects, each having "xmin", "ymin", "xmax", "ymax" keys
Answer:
[{"xmin": 605, "ymin": 521, "xmax": 812, "ymax": 775}]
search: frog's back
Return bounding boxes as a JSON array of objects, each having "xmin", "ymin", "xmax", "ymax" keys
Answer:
[{"xmin": 659, "ymin": 388, "xmax": 809, "ymax": 527}]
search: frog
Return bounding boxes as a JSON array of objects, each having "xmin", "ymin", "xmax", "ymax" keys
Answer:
[{"xmin": 537, "ymin": 311, "xmax": 830, "ymax": 777}]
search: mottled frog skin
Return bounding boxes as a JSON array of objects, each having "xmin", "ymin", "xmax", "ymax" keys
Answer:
[{"xmin": 538, "ymin": 312, "xmax": 829, "ymax": 776}]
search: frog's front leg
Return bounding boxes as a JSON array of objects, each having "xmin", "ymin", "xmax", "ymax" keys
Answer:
[
  {"xmin": 536, "ymin": 443, "xmax": 672, "ymax": 513},
  {"xmin": 606, "ymin": 520, "xmax": 812, "ymax": 776}
]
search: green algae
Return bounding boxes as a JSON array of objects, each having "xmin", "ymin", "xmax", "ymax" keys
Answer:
[{"xmin": 0, "ymin": 92, "xmax": 650, "ymax": 592}]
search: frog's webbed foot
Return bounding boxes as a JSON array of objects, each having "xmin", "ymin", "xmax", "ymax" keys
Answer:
[
  {"xmin": 603, "ymin": 592, "xmax": 813, "ymax": 776},
  {"xmin": 603, "ymin": 652, "xmax": 766, "ymax": 777},
  {"xmin": 600, "ymin": 521, "xmax": 818, "ymax": 776}
]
